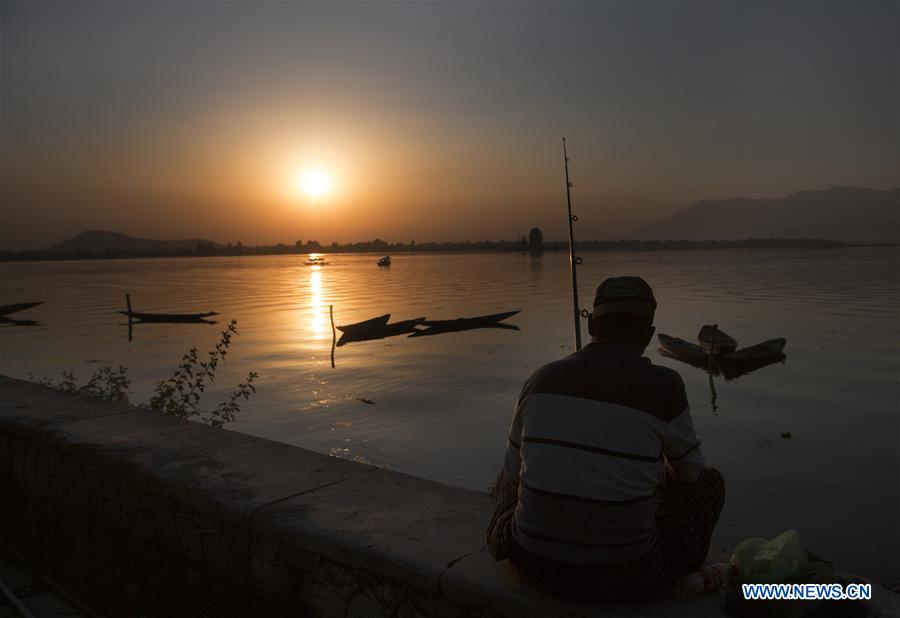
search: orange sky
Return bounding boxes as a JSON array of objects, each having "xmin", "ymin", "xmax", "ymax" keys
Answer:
[{"xmin": 1, "ymin": 2, "xmax": 897, "ymax": 250}]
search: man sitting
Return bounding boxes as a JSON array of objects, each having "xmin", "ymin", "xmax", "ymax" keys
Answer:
[{"xmin": 487, "ymin": 276, "xmax": 725, "ymax": 599}]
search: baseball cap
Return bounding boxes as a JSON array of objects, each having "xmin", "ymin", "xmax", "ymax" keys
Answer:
[{"xmin": 592, "ymin": 276, "xmax": 657, "ymax": 318}]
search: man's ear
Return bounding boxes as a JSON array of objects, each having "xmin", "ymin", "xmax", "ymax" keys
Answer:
[{"xmin": 587, "ymin": 313, "xmax": 595, "ymax": 337}]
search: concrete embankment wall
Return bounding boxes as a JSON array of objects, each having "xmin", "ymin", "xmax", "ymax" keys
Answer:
[{"xmin": 0, "ymin": 376, "xmax": 744, "ymax": 617}]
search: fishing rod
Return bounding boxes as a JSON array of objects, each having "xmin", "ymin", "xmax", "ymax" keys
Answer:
[{"xmin": 562, "ymin": 137, "xmax": 586, "ymax": 350}]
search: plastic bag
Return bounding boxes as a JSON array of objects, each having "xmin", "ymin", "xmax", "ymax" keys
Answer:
[{"xmin": 730, "ymin": 529, "xmax": 808, "ymax": 584}]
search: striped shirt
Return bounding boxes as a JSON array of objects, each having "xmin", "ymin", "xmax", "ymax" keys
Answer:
[{"xmin": 503, "ymin": 341, "xmax": 705, "ymax": 565}]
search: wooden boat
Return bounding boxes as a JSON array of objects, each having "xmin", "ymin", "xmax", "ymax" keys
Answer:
[
  {"xmin": 420, "ymin": 310, "xmax": 520, "ymax": 330},
  {"xmin": 409, "ymin": 310, "xmax": 521, "ymax": 337},
  {"xmin": 720, "ymin": 340, "xmax": 787, "ymax": 380},
  {"xmin": 377, "ymin": 256, "xmax": 391, "ymax": 267},
  {"xmin": 658, "ymin": 333, "xmax": 710, "ymax": 363},
  {"xmin": 409, "ymin": 321, "xmax": 520, "ymax": 338},
  {"xmin": 336, "ymin": 314, "xmax": 391, "ymax": 334},
  {"xmin": 723, "ymin": 338, "xmax": 787, "ymax": 365},
  {"xmin": 119, "ymin": 294, "xmax": 217, "ymax": 323},
  {"xmin": 337, "ymin": 317, "xmax": 425, "ymax": 346},
  {"xmin": 119, "ymin": 310, "xmax": 218, "ymax": 323},
  {"xmin": 0, "ymin": 301, "xmax": 44, "ymax": 316},
  {"xmin": 697, "ymin": 324, "xmax": 737, "ymax": 355},
  {"xmin": 659, "ymin": 332, "xmax": 787, "ymax": 380},
  {"xmin": 0, "ymin": 316, "xmax": 40, "ymax": 327}
]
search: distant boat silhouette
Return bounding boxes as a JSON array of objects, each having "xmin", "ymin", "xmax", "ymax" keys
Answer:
[
  {"xmin": 409, "ymin": 310, "xmax": 520, "ymax": 337},
  {"xmin": 119, "ymin": 310, "xmax": 218, "ymax": 323},
  {"xmin": 658, "ymin": 333, "xmax": 786, "ymax": 380},
  {"xmin": 336, "ymin": 314, "xmax": 391, "ymax": 334},
  {"xmin": 697, "ymin": 324, "xmax": 737, "ymax": 355},
  {"xmin": 0, "ymin": 316, "xmax": 41, "ymax": 327},
  {"xmin": 377, "ymin": 256, "xmax": 391, "ymax": 267},
  {"xmin": 0, "ymin": 301, "xmax": 44, "ymax": 316},
  {"xmin": 334, "ymin": 310, "xmax": 520, "ymax": 341},
  {"xmin": 119, "ymin": 294, "xmax": 217, "ymax": 323},
  {"xmin": 723, "ymin": 338, "xmax": 786, "ymax": 364},
  {"xmin": 658, "ymin": 333, "xmax": 708, "ymax": 363},
  {"xmin": 337, "ymin": 317, "xmax": 425, "ymax": 346}
]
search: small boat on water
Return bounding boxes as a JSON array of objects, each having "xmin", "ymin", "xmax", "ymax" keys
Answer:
[
  {"xmin": 119, "ymin": 294, "xmax": 217, "ymax": 323},
  {"xmin": 337, "ymin": 317, "xmax": 425, "ymax": 346},
  {"xmin": 419, "ymin": 310, "xmax": 520, "ymax": 330},
  {"xmin": 723, "ymin": 338, "xmax": 787, "ymax": 365},
  {"xmin": 720, "ymin": 339, "xmax": 787, "ymax": 380},
  {"xmin": 697, "ymin": 324, "xmax": 737, "ymax": 355},
  {"xmin": 377, "ymin": 256, "xmax": 391, "ymax": 267},
  {"xmin": 119, "ymin": 310, "xmax": 219, "ymax": 323},
  {"xmin": 659, "ymin": 332, "xmax": 787, "ymax": 380},
  {"xmin": 336, "ymin": 314, "xmax": 391, "ymax": 334},
  {"xmin": 0, "ymin": 317, "xmax": 40, "ymax": 327},
  {"xmin": 409, "ymin": 310, "xmax": 521, "ymax": 337},
  {"xmin": 658, "ymin": 333, "xmax": 709, "ymax": 363},
  {"xmin": 0, "ymin": 301, "xmax": 44, "ymax": 316}
]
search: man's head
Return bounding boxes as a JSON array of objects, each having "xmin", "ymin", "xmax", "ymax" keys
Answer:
[{"xmin": 587, "ymin": 276, "xmax": 657, "ymax": 350}]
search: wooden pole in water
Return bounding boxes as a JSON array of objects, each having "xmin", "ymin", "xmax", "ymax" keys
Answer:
[
  {"xmin": 706, "ymin": 324, "xmax": 720, "ymax": 413},
  {"xmin": 563, "ymin": 138, "xmax": 583, "ymax": 351},
  {"xmin": 126, "ymin": 293, "xmax": 133, "ymax": 342},
  {"xmin": 330, "ymin": 305, "xmax": 336, "ymax": 368}
]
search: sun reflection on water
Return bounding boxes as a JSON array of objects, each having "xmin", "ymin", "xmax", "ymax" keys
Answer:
[{"xmin": 309, "ymin": 268, "xmax": 326, "ymax": 340}]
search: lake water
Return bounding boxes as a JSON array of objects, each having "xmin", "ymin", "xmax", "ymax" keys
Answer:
[{"xmin": 1, "ymin": 248, "xmax": 897, "ymax": 578}]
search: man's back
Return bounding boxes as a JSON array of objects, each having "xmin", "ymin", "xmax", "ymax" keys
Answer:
[
  {"xmin": 503, "ymin": 342, "xmax": 706, "ymax": 565},
  {"xmin": 488, "ymin": 276, "xmax": 725, "ymax": 600}
]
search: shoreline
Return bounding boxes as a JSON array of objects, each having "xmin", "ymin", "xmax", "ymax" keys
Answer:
[{"xmin": 2, "ymin": 239, "xmax": 893, "ymax": 265}]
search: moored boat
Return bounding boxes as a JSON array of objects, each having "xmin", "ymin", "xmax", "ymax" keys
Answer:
[
  {"xmin": 657, "ymin": 333, "xmax": 709, "ymax": 363},
  {"xmin": 336, "ymin": 314, "xmax": 391, "ymax": 333},
  {"xmin": 0, "ymin": 301, "xmax": 44, "ymax": 316},
  {"xmin": 118, "ymin": 310, "xmax": 218, "ymax": 323},
  {"xmin": 697, "ymin": 324, "xmax": 737, "ymax": 355},
  {"xmin": 409, "ymin": 310, "xmax": 521, "ymax": 337},
  {"xmin": 337, "ymin": 317, "xmax": 425, "ymax": 345},
  {"xmin": 120, "ymin": 294, "xmax": 217, "ymax": 323},
  {"xmin": 419, "ymin": 310, "xmax": 520, "ymax": 330},
  {"xmin": 722, "ymin": 338, "xmax": 787, "ymax": 364}
]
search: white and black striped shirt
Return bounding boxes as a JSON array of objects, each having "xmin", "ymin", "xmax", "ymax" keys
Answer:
[{"xmin": 503, "ymin": 342, "xmax": 705, "ymax": 565}]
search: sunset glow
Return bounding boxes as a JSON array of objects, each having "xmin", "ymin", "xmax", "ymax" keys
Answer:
[
  {"xmin": 295, "ymin": 168, "xmax": 332, "ymax": 200},
  {"xmin": 0, "ymin": 2, "xmax": 896, "ymax": 251}
]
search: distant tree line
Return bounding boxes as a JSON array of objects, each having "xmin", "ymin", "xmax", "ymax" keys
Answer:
[{"xmin": 0, "ymin": 235, "xmax": 850, "ymax": 262}]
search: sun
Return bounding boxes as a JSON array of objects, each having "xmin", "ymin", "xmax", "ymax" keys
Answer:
[{"xmin": 294, "ymin": 168, "xmax": 332, "ymax": 199}]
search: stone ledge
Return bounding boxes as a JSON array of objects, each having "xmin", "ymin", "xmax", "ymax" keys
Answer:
[
  {"xmin": 2, "ymin": 375, "xmax": 898, "ymax": 617},
  {"xmin": 254, "ymin": 467, "xmax": 491, "ymax": 597}
]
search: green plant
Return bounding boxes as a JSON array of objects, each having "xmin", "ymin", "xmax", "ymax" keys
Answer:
[
  {"xmin": 30, "ymin": 319, "xmax": 256, "ymax": 428},
  {"xmin": 28, "ymin": 366, "xmax": 132, "ymax": 403},
  {"xmin": 144, "ymin": 320, "xmax": 257, "ymax": 427}
]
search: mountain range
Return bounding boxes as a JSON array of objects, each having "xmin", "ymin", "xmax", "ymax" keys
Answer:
[
  {"xmin": 35, "ymin": 187, "xmax": 900, "ymax": 255},
  {"xmin": 49, "ymin": 230, "xmax": 221, "ymax": 253},
  {"xmin": 633, "ymin": 186, "xmax": 898, "ymax": 242}
]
